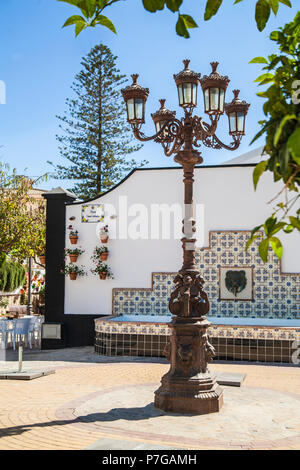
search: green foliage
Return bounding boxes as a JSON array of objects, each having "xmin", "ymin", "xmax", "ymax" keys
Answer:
[
  {"xmin": 91, "ymin": 261, "xmax": 114, "ymax": 277},
  {"xmin": 58, "ymin": 0, "xmax": 293, "ymax": 38},
  {"xmin": 49, "ymin": 44, "xmax": 146, "ymax": 200},
  {"xmin": 65, "ymin": 248, "xmax": 85, "ymax": 255},
  {"xmin": 61, "ymin": 264, "xmax": 86, "ymax": 276},
  {"xmin": 0, "ymin": 261, "xmax": 26, "ymax": 293},
  {"xmin": 39, "ymin": 285, "xmax": 46, "ymax": 305},
  {"xmin": 0, "ymin": 163, "xmax": 46, "ymax": 261},
  {"xmin": 0, "ymin": 297, "xmax": 9, "ymax": 310},
  {"xmin": 247, "ymin": 13, "xmax": 300, "ymax": 262},
  {"xmin": 59, "ymin": 0, "xmax": 120, "ymax": 36},
  {"xmin": 0, "ymin": 253, "xmax": 6, "ymax": 269}
]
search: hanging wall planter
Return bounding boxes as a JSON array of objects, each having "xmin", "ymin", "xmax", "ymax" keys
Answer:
[
  {"xmin": 61, "ymin": 264, "xmax": 86, "ymax": 281},
  {"xmin": 39, "ymin": 255, "xmax": 46, "ymax": 265},
  {"xmin": 99, "ymin": 225, "xmax": 109, "ymax": 243},
  {"xmin": 65, "ymin": 248, "xmax": 85, "ymax": 263},
  {"xmin": 69, "ymin": 230, "xmax": 79, "ymax": 245},
  {"xmin": 100, "ymin": 252, "xmax": 109, "ymax": 261},
  {"xmin": 92, "ymin": 246, "xmax": 109, "ymax": 262},
  {"xmin": 91, "ymin": 261, "xmax": 113, "ymax": 281}
]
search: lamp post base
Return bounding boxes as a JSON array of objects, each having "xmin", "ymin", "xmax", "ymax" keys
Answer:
[
  {"xmin": 154, "ymin": 375, "xmax": 223, "ymax": 415},
  {"xmin": 154, "ymin": 318, "xmax": 223, "ymax": 415}
]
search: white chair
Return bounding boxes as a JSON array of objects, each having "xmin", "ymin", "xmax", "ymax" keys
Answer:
[
  {"xmin": 29, "ymin": 317, "xmax": 42, "ymax": 347},
  {"xmin": 12, "ymin": 318, "xmax": 32, "ymax": 350},
  {"xmin": 0, "ymin": 320, "xmax": 8, "ymax": 349},
  {"xmin": 0, "ymin": 320, "xmax": 14, "ymax": 349}
]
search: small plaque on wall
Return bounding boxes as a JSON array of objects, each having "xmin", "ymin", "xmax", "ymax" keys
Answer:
[
  {"xmin": 219, "ymin": 266, "xmax": 253, "ymax": 301},
  {"xmin": 42, "ymin": 324, "xmax": 61, "ymax": 340},
  {"xmin": 81, "ymin": 204, "xmax": 104, "ymax": 223}
]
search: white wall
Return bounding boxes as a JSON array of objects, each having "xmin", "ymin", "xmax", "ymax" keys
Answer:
[{"xmin": 65, "ymin": 166, "xmax": 300, "ymax": 316}]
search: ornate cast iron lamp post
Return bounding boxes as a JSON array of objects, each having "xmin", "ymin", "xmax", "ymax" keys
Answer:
[{"xmin": 122, "ymin": 60, "xmax": 250, "ymax": 415}]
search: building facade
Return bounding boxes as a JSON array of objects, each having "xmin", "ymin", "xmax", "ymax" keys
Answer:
[{"xmin": 42, "ymin": 154, "xmax": 300, "ymax": 362}]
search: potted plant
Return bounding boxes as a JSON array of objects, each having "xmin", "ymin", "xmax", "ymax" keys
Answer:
[
  {"xmin": 39, "ymin": 255, "xmax": 46, "ymax": 265},
  {"xmin": 0, "ymin": 297, "xmax": 9, "ymax": 315},
  {"xmin": 61, "ymin": 264, "xmax": 86, "ymax": 281},
  {"xmin": 91, "ymin": 262, "xmax": 113, "ymax": 280},
  {"xmin": 99, "ymin": 225, "xmax": 109, "ymax": 243},
  {"xmin": 65, "ymin": 247, "xmax": 84, "ymax": 263},
  {"xmin": 69, "ymin": 230, "xmax": 79, "ymax": 245},
  {"xmin": 35, "ymin": 228, "xmax": 46, "ymax": 266},
  {"xmin": 92, "ymin": 246, "xmax": 109, "ymax": 262}
]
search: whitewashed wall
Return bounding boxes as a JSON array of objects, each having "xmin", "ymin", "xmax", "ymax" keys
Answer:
[{"xmin": 65, "ymin": 166, "xmax": 300, "ymax": 316}]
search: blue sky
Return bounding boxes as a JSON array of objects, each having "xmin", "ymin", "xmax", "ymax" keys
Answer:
[{"xmin": 0, "ymin": 0, "xmax": 298, "ymax": 190}]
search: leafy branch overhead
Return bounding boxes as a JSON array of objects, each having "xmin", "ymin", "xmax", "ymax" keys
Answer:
[
  {"xmin": 246, "ymin": 12, "xmax": 300, "ymax": 262},
  {"xmin": 59, "ymin": 0, "xmax": 120, "ymax": 37},
  {"xmin": 58, "ymin": 0, "xmax": 293, "ymax": 38}
]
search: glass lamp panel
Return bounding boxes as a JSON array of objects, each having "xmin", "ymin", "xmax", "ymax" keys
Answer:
[
  {"xmin": 192, "ymin": 83, "xmax": 197, "ymax": 106},
  {"xmin": 204, "ymin": 89, "xmax": 210, "ymax": 112},
  {"xmin": 229, "ymin": 113, "xmax": 237, "ymax": 133},
  {"xmin": 183, "ymin": 82, "xmax": 192, "ymax": 106},
  {"xmin": 161, "ymin": 120, "xmax": 169, "ymax": 137},
  {"xmin": 155, "ymin": 121, "xmax": 161, "ymax": 133},
  {"xmin": 237, "ymin": 112, "xmax": 245, "ymax": 132},
  {"xmin": 210, "ymin": 88, "xmax": 219, "ymax": 111},
  {"xmin": 135, "ymin": 98, "xmax": 144, "ymax": 120},
  {"xmin": 219, "ymin": 89, "xmax": 225, "ymax": 112},
  {"xmin": 178, "ymin": 85, "xmax": 184, "ymax": 106},
  {"xmin": 127, "ymin": 98, "xmax": 135, "ymax": 121}
]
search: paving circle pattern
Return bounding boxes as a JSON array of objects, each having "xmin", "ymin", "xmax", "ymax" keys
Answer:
[{"xmin": 59, "ymin": 383, "xmax": 300, "ymax": 450}]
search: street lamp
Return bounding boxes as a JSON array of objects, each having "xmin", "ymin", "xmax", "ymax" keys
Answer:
[
  {"xmin": 225, "ymin": 89, "xmax": 250, "ymax": 136},
  {"xmin": 122, "ymin": 60, "xmax": 250, "ymax": 415},
  {"xmin": 121, "ymin": 74, "xmax": 149, "ymax": 127}
]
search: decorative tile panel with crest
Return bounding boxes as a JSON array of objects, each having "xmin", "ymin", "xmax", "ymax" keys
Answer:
[{"xmin": 112, "ymin": 231, "xmax": 300, "ymax": 319}]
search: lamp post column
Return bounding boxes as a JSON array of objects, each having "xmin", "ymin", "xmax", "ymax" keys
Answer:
[{"xmin": 154, "ymin": 147, "xmax": 223, "ymax": 414}]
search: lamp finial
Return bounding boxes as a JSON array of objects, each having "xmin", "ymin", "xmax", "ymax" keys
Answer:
[
  {"xmin": 131, "ymin": 74, "xmax": 139, "ymax": 85},
  {"xmin": 210, "ymin": 62, "xmax": 219, "ymax": 74},
  {"xmin": 183, "ymin": 59, "xmax": 190, "ymax": 70},
  {"xmin": 159, "ymin": 99, "xmax": 166, "ymax": 109}
]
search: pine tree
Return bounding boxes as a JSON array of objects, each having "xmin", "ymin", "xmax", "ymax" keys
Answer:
[{"xmin": 49, "ymin": 44, "xmax": 145, "ymax": 199}]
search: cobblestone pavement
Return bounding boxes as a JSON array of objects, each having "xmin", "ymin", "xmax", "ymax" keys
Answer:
[{"xmin": 0, "ymin": 347, "xmax": 299, "ymax": 450}]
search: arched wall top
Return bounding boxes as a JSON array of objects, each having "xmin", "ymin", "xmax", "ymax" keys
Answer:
[{"xmin": 66, "ymin": 163, "xmax": 257, "ymax": 206}]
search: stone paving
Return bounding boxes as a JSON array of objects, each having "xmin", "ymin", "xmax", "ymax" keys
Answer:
[{"xmin": 0, "ymin": 347, "xmax": 299, "ymax": 450}]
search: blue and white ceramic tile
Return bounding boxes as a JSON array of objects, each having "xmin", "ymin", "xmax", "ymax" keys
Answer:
[{"xmin": 112, "ymin": 231, "xmax": 300, "ymax": 319}]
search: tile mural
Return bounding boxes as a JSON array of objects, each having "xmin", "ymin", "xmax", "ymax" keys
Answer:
[{"xmin": 112, "ymin": 231, "xmax": 300, "ymax": 320}]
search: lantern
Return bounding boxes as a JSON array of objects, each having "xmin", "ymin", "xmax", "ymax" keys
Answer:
[
  {"xmin": 121, "ymin": 74, "xmax": 149, "ymax": 126},
  {"xmin": 173, "ymin": 60, "xmax": 201, "ymax": 109},
  {"xmin": 151, "ymin": 99, "xmax": 176, "ymax": 138},
  {"xmin": 225, "ymin": 90, "xmax": 250, "ymax": 136},
  {"xmin": 200, "ymin": 62, "xmax": 230, "ymax": 116}
]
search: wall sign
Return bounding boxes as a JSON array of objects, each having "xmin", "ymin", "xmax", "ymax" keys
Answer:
[
  {"xmin": 81, "ymin": 204, "xmax": 104, "ymax": 223},
  {"xmin": 219, "ymin": 266, "xmax": 253, "ymax": 301}
]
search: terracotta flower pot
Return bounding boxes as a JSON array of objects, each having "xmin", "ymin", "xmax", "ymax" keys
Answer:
[
  {"xmin": 100, "ymin": 252, "xmax": 109, "ymax": 261},
  {"xmin": 69, "ymin": 254, "xmax": 78, "ymax": 263},
  {"xmin": 69, "ymin": 272, "xmax": 78, "ymax": 281},
  {"xmin": 39, "ymin": 256, "xmax": 46, "ymax": 265},
  {"xmin": 100, "ymin": 235, "xmax": 109, "ymax": 243},
  {"xmin": 69, "ymin": 236, "xmax": 78, "ymax": 245},
  {"xmin": 99, "ymin": 272, "xmax": 107, "ymax": 280}
]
